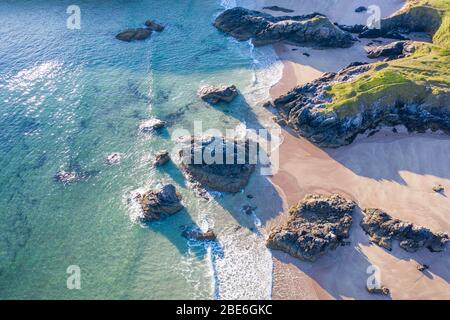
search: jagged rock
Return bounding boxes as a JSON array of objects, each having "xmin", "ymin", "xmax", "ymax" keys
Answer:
[
  {"xmin": 355, "ymin": 6, "xmax": 367, "ymax": 13},
  {"xmin": 243, "ymin": 204, "xmax": 257, "ymax": 215},
  {"xmin": 198, "ymin": 85, "xmax": 238, "ymax": 104},
  {"xmin": 417, "ymin": 263, "xmax": 429, "ymax": 272},
  {"xmin": 116, "ymin": 28, "xmax": 152, "ymax": 42},
  {"xmin": 267, "ymin": 194, "xmax": 355, "ymax": 262},
  {"xmin": 153, "ymin": 150, "xmax": 170, "ymax": 167},
  {"xmin": 367, "ymin": 285, "xmax": 390, "ymax": 295},
  {"xmin": 179, "ymin": 136, "xmax": 256, "ymax": 193},
  {"xmin": 144, "ymin": 19, "xmax": 164, "ymax": 32},
  {"xmin": 366, "ymin": 41, "xmax": 415, "ymax": 59},
  {"xmin": 262, "ymin": 5, "xmax": 294, "ymax": 13},
  {"xmin": 54, "ymin": 168, "xmax": 78, "ymax": 184},
  {"xmin": 136, "ymin": 184, "xmax": 183, "ymax": 221},
  {"xmin": 361, "ymin": 208, "xmax": 449, "ymax": 252},
  {"xmin": 106, "ymin": 153, "xmax": 123, "ymax": 165},
  {"xmin": 182, "ymin": 226, "xmax": 216, "ymax": 241},
  {"xmin": 272, "ymin": 61, "xmax": 450, "ymax": 147},
  {"xmin": 214, "ymin": 7, "xmax": 355, "ymax": 48},
  {"xmin": 139, "ymin": 118, "xmax": 166, "ymax": 132},
  {"xmin": 432, "ymin": 184, "xmax": 445, "ymax": 194}
]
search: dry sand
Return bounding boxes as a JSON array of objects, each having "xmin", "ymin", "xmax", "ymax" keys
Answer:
[{"xmin": 237, "ymin": 0, "xmax": 450, "ymax": 299}]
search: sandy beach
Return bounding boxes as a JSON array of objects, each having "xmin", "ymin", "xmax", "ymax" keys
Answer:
[{"xmin": 240, "ymin": 0, "xmax": 450, "ymax": 299}]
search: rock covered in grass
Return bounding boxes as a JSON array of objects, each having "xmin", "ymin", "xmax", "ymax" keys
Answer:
[
  {"xmin": 361, "ymin": 208, "xmax": 449, "ymax": 252},
  {"xmin": 267, "ymin": 194, "xmax": 355, "ymax": 262},
  {"xmin": 198, "ymin": 85, "xmax": 238, "ymax": 104},
  {"xmin": 178, "ymin": 136, "xmax": 256, "ymax": 193},
  {"xmin": 136, "ymin": 184, "xmax": 184, "ymax": 221},
  {"xmin": 214, "ymin": 7, "xmax": 355, "ymax": 48}
]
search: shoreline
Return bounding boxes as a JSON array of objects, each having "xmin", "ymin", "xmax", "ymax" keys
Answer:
[{"xmin": 259, "ymin": 1, "xmax": 450, "ymax": 300}]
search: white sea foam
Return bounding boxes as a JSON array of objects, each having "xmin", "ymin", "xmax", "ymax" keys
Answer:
[{"xmin": 220, "ymin": 0, "xmax": 237, "ymax": 9}]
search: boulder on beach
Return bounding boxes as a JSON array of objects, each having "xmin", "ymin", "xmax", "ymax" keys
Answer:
[
  {"xmin": 198, "ymin": 85, "xmax": 238, "ymax": 104},
  {"xmin": 178, "ymin": 136, "xmax": 256, "ymax": 193},
  {"xmin": 432, "ymin": 184, "xmax": 445, "ymax": 194},
  {"xmin": 153, "ymin": 150, "xmax": 170, "ymax": 167},
  {"xmin": 361, "ymin": 208, "xmax": 449, "ymax": 252},
  {"xmin": 144, "ymin": 19, "xmax": 165, "ymax": 32},
  {"xmin": 135, "ymin": 184, "xmax": 184, "ymax": 221},
  {"xmin": 267, "ymin": 194, "xmax": 356, "ymax": 262},
  {"xmin": 116, "ymin": 28, "xmax": 152, "ymax": 42},
  {"xmin": 366, "ymin": 41, "xmax": 415, "ymax": 60},
  {"xmin": 139, "ymin": 118, "xmax": 166, "ymax": 133},
  {"xmin": 214, "ymin": 7, "xmax": 355, "ymax": 48}
]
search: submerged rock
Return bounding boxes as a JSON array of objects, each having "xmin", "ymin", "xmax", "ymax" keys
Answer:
[
  {"xmin": 139, "ymin": 118, "xmax": 166, "ymax": 133},
  {"xmin": 361, "ymin": 208, "xmax": 449, "ymax": 252},
  {"xmin": 54, "ymin": 168, "xmax": 78, "ymax": 184},
  {"xmin": 179, "ymin": 136, "xmax": 256, "ymax": 193},
  {"xmin": 144, "ymin": 19, "xmax": 165, "ymax": 32},
  {"xmin": 136, "ymin": 184, "xmax": 184, "ymax": 221},
  {"xmin": 106, "ymin": 152, "xmax": 123, "ymax": 165},
  {"xmin": 182, "ymin": 226, "xmax": 216, "ymax": 241},
  {"xmin": 153, "ymin": 150, "xmax": 170, "ymax": 167},
  {"xmin": 267, "ymin": 194, "xmax": 355, "ymax": 262},
  {"xmin": 214, "ymin": 7, "xmax": 355, "ymax": 48},
  {"xmin": 116, "ymin": 28, "xmax": 152, "ymax": 42},
  {"xmin": 198, "ymin": 85, "xmax": 238, "ymax": 104}
]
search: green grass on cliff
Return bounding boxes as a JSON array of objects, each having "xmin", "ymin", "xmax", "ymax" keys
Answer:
[{"xmin": 325, "ymin": 0, "xmax": 450, "ymax": 117}]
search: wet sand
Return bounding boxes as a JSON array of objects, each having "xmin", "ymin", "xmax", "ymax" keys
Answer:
[{"xmin": 243, "ymin": 0, "xmax": 450, "ymax": 300}]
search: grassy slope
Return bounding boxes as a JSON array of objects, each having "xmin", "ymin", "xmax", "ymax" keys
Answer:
[{"xmin": 325, "ymin": 0, "xmax": 449, "ymax": 117}]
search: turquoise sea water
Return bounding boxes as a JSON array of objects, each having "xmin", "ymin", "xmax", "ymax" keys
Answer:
[{"xmin": 0, "ymin": 0, "xmax": 282, "ymax": 299}]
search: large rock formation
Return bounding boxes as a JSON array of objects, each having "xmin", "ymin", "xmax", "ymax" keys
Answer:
[
  {"xmin": 116, "ymin": 28, "xmax": 152, "ymax": 42},
  {"xmin": 214, "ymin": 7, "xmax": 355, "ymax": 47},
  {"xmin": 198, "ymin": 85, "xmax": 238, "ymax": 104},
  {"xmin": 267, "ymin": 194, "xmax": 355, "ymax": 262},
  {"xmin": 136, "ymin": 184, "xmax": 184, "ymax": 221},
  {"xmin": 144, "ymin": 19, "xmax": 165, "ymax": 32},
  {"xmin": 179, "ymin": 136, "xmax": 256, "ymax": 193},
  {"xmin": 272, "ymin": 61, "xmax": 450, "ymax": 147},
  {"xmin": 361, "ymin": 208, "xmax": 449, "ymax": 252}
]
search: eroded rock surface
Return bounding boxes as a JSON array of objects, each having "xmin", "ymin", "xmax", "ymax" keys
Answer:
[
  {"xmin": 198, "ymin": 85, "xmax": 238, "ymax": 104},
  {"xmin": 179, "ymin": 136, "xmax": 256, "ymax": 193},
  {"xmin": 136, "ymin": 184, "xmax": 184, "ymax": 221},
  {"xmin": 361, "ymin": 208, "xmax": 449, "ymax": 252},
  {"xmin": 116, "ymin": 28, "xmax": 152, "ymax": 42},
  {"xmin": 214, "ymin": 7, "xmax": 355, "ymax": 47},
  {"xmin": 366, "ymin": 41, "xmax": 415, "ymax": 60},
  {"xmin": 267, "ymin": 194, "xmax": 355, "ymax": 262}
]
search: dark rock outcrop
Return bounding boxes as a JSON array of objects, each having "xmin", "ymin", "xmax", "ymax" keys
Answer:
[
  {"xmin": 267, "ymin": 194, "xmax": 355, "ymax": 262},
  {"xmin": 136, "ymin": 184, "xmax": 184, "ymax": 221},
  {"xmin": 106, "ymin": 153, "xmax": 123, "ymax": 165},
  {"xmin": 144, "ymin": 19, "xmax": 165, "ymax": 32},
  {"xmin": 366, "ymin": 41, "xmax": 415, "ymax": 60},
  {"xmin": 367, "ymin": 285, "xmax": 390, "ymax": 295},
  {"xmin": 182, "ymin": 226, "xmax": 216, "ymax": 241},
  {"xmin": 116, "ymin": 28, "xmax": 152, "ymax": 42},
  {"xmin": 139, "ymin": 118, "xmax": 166, "ymax": 132},
  {"xmin": 214, "ymin": 7, "xmax": 355, "ymax": 48},
  {"xmin": 355, "ymin": 6, "xmax": 368, "ymax": 13},
  {"xmin": 262, "ymin": 5, "xmax": 294, "ymax": 13},
  {"xmin": 272, "ymin": 62, "xmax": 450, "ymax": 147},
  {"xmin": 198, "ymin": 85, "xmax": 238, "ymax": 104},
  {"xmin": 153, "ymin": 150, "xmax": 170, "ymax": 167},
  {"xmin": 433, "ymin": 184, "xmax": 445, "ymax": 194},
  {"xmin": 54, "ymin": 168, "xmax": 78, "ymax": 184},
  {"xmin": 179, "ymin": 136, "xmax": 256, "ymax": 193},
  {"xmin": 361, "ymin": 208, "xmax": 449, "ymax": 253}
]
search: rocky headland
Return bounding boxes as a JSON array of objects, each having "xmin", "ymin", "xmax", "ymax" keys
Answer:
[
  {"xmin": 267, "ymin": 194, "xmax": 355, "ymax": 262},
  {"xmin": 214, "ymin": 7, "xmax": 355, "ymax": 47}
]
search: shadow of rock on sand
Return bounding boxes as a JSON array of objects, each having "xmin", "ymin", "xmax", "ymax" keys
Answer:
[
  {"xmin": 271, "ymin": 206, "xmax": 450, "ymax": 300},
  {"xmin": 325, "ymin": 133, "xmax": 450, "ymax": 185}
]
